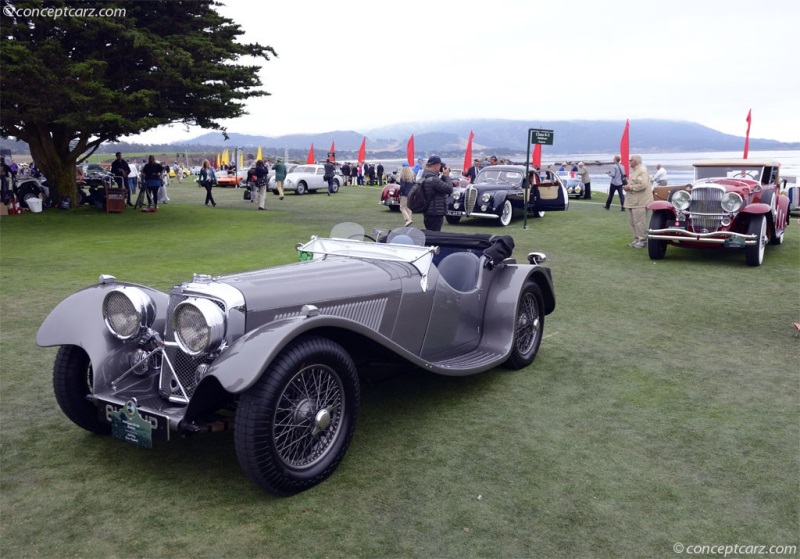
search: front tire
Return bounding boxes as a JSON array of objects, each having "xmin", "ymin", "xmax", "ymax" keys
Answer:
[
  {"xmin": 745, "ymin": 215, "xmax": 766, "ymax": 266},
  {"xmin": 504, "ymin": 282, "xmax": 544, "ymax": 370},
  {"xmin": 234, "ymin": 336, "xmax": 360, "ymax": 496},
  {"xmin": 498, "ymin": 200, "xmax": 513, "ymax": 226},
  {"xmin": 445, "ymin": 215, "xmax": 462, "ymax": 225},
  {"xmin": 331, "ymin": 180, "xmax": 340, "ymax": 193},
  {"xmin": 53, "ymin": 345, "xmax": 111, "ymax": 435},
  {"xmin": 648, "ymin": 211, "xmax": 668, "ymax": 260}
]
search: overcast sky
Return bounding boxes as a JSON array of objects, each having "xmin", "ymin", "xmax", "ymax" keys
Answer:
[{"xmin": 127, "ymin": 0, "xmax": 799, "ymax": 145}]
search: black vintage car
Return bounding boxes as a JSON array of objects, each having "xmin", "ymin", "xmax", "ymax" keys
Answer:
[{"xmin": 446, "ymin": 165, "xmax": 569, "ymax": 226}]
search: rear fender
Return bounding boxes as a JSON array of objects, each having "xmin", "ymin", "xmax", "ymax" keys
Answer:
[{"xmin": 480, "ymin": 264, "xmax": 555, "ymax": 357}]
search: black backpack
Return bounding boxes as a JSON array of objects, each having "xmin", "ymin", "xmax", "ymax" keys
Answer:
[{"xmin": 407, "ymin": 180, "xmax": 429, "ymax": 213}]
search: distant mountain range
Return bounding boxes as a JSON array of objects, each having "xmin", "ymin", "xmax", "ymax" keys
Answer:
[
  {"xmin": 2, "ymin": 119, "xmax": 797, "ymax": 158},
  {"xmin": 180, "ymin": 119, "xmax": 798, "ymax": 155}
]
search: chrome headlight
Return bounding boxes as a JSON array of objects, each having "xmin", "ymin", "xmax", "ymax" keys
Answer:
[
  {"xmin": 173, "ymin": 298, "xmax": 226, "ymax": 356},
  {"xmin": 481, "ymin": 193, "xmax": 491, "ymax": 203},
  {"xmin": 452, "ymin": 191, "xmax": 462, "ymax": 200},
  {"xmin": 721, "ymin": 192, "xmax": 743, "ymax": 213},
  {"xmin": 672, "ymin": 190, "xmax": 691, "ymax": 211},
  {"xmin": 103, "ymin": 287, "xmax": 156, "ymax": 340}
]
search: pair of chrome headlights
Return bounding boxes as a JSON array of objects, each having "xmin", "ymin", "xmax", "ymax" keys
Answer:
[
  {"xmin": 102, "ymin": 287, "xmax": 225, "ymax": 356},
  {"xmin": 672, "ymin": 190, "xmax": 743, "ymax": 213}
]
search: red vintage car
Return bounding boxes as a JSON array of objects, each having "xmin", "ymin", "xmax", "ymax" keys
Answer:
[
  {"xmin": 647, "ymin": 159, "xmax": 789, "ymax": 266},
  {"xmin": 380, "ymin": 180, "xmax": 401, "ymax": 211}
]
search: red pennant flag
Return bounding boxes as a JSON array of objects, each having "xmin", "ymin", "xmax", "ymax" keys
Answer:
[
  {"xmin": 532, "ymin": 143, "xmax": 542, "ymax": 168},
  {"xmin": 306, "ymin": 143, "xmax": 315, "ymax": 164},
  {"xmin": 329, "ymin": 141, "xmax": 335, "ymax": 162},
  {"xmin": 463, "ymin": 130, "xmax": 475, "ymax": 171},
  {"xmin": 358, "ymin": 137, "xmax": 366, "ymax": 163},
  {"xmin": 743, "ymin": 109, "xmax": 752, "ymax": 159},
  {"xmin": 406, "ymin": 135, "xmax": 415, "ymax": 166},
  {"xmin": 620, "ymin": 119, "xmax": 630, "ymax": 176}
]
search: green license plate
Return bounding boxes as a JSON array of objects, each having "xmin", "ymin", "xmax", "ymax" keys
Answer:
[
  {"xmin": 105, "ymin": 400, "xmax": 168, "ymax": 448},
  {"xmin": 724, "ymin": 238, "xmax": 746, "ymax": 248}
]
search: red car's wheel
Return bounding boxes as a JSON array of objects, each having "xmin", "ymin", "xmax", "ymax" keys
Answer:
[{"xmin": 745, "ymin": 215, "xmax": 766, "ymax": 267}]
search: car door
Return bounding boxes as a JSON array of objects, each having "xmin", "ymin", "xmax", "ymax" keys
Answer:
[
  {"xmin": 529, "ymin": 173, "xmax": 568, "ymax": 212},
  {"xmin": 313, "ymin": 167, "xmax": 326, "ymax": 190}
]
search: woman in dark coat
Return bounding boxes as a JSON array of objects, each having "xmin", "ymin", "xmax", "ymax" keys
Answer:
[
  {"xmin": 141, "ymin": 155, "xmax": 164, "ymax": 211},
  {"xmin": 198, "ymin": 159, "xmax": 216, "ymax": 206}
]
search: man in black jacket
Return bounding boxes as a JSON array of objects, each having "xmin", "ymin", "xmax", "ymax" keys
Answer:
[
  {"xmin": 420, "ymin": 155, "xmax": 453, "ymax": 232},
  {"xmin": 376, "ymin": 162, "xmax": 384, "ymax": 185},
  {"xmin": 323, "ymin": 158, "xmax": 337, "ymax": 196},
  {"xmin": 111, "ymin": 152, "xmax": 133, "ymax": 206}
]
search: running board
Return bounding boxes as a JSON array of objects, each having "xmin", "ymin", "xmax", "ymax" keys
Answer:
[{"xmin": 430, "ymin": 348, "xmax": 505, "ymax": 371}]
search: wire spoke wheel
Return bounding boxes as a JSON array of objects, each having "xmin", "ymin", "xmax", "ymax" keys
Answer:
[
  {"xmin": 235, "ymin": 336, "xmax": 359, "ymax": 495},
  {"xmin": 273, "ymin": 364, "xmax": 344, "ymax": 468},
  {"xmin": 504, "ymin": 283, "xmax": 544, "ymax": 370}
]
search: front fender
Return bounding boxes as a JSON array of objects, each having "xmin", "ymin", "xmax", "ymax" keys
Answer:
[
  {"xmin": 740, "ymin": 203, "xmax": 770, "ymax": 215},
  {"xmin": 208, "ymin": 314, "xmax": 407, "ymax": 394},
  {"xmin": 648, "ymin": 200, "xmax": 675, "ymax": 212},
  {"xmin": 492, "ymin": 190, "xmax": 509, "ymax": 212},
  {"xmin": 36, "ymin": 281, "xmax": 169, "ymax": 368}
]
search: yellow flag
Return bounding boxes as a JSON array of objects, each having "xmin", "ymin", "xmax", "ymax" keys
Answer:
[
  {"xmin": 222, "ymin": 149, "xmax": 229, "ymax": 165},
  {"xmin": 216, "ymin": 153, "xmax": 221, "ymax": 168},
  {"xmin": 239, "ymin": 151, "xmax": 244, "ymax": 170},
  {"xmin": 256, "ymin": 146, "xmax": 262, "ymax": 161}
]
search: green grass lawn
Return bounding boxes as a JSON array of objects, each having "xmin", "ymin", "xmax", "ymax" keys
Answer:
[{"xmin": 1, "ymin": 183, "xmax": 798, "ymax": 558}]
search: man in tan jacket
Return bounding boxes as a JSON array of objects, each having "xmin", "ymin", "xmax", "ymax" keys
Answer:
[{"xmin": 623, "ymin": 154, "xmax": 653, "ymax": 248}]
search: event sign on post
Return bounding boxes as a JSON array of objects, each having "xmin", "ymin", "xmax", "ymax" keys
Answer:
[{"xmin": 524, "ymin": 128, "xmax": 555, "ymax": 229}]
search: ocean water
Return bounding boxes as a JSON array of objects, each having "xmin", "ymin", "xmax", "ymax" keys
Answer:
[{"xmin": 368, "ymin": 150, "xmax": 800, "ymax": 193}]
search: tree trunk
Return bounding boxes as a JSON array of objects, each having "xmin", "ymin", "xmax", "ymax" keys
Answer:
[{"xmin": 24, "ymin": 124, "xmax": 99, "ymax": 208}]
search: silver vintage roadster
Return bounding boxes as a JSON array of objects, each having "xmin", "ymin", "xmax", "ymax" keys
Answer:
[{"xmin": 37, "ymin": 223, "xmax": 558, "ymax": 495}]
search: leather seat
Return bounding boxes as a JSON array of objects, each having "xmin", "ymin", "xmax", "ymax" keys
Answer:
[{"xmin": 437, "ymin": 251, "xmax": 481, "ymax": 292}]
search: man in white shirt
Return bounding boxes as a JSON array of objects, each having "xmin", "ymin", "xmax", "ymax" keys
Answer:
[{"xmin": 652, "ymin": 164, "xmax": 668, "ymax": 186}]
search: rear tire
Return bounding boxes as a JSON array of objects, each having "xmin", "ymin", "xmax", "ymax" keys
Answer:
[
  {"xmin": 745, "ymin": 215, "xmax": 766, "ymax": 266},
  {"xmin": 53, "ymin": 345, "xmax": 110, "ymax": 435},
  {"xmin": 295, "ymin": 182, "xmax": 306, "ymax": 195},
  {"xmin": 234, "ymin": 336, "xmax": 360, "ymax": 496},
  {"xmin": 504, "ymin": 283, "xmax": 544, "ymax": 370}
]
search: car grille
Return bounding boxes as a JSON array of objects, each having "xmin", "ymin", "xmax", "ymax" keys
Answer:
[
  {"xmin": 160, "ymin": 293, "xmax": 226, "ymax": 402},
  {"xmin": 689, "ymin": 185, "xmax": 725, "ymax": 232},
  {"xmin": 465, "ymin": 187, "xmax": 477, "ymax": 216}
]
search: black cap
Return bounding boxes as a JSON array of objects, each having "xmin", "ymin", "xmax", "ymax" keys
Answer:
[{"xmin": 427, "ymin": 155, "xmax": 443, "ymax": 165}]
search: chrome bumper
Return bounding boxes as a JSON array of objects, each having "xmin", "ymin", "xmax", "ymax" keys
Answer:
[
  {"xmin": 446, "ymin": 210, "xmax": 498, "ymax": 220},
  {"xmin": 647, "ymin": 227, "xmax": 758, "ymax": 246}
]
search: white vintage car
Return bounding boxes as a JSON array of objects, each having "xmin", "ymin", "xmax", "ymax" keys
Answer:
[{"xmin": 270, "ymin": 164, "xmax": 343, "ymax": 195}]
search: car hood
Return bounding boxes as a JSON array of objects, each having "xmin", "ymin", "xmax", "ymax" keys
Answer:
[{"xmin": 215, "ymin": 257, "xmax": 413, "ymax": 315}]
